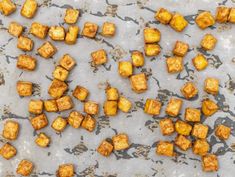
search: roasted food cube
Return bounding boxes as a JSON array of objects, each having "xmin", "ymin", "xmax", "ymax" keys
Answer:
[
  {"xmin": 193, "ymin": 139, "xmax": 209, "ymax": 156},
  {"xmin": 181, "ymin": 82, "xmax": 198, "ymax": 99},
  {"xmin": 159, "ymin": 118, "xmax": 175, "ymax": 136},
  {"xmin": 192, "ymin": 123, "xmax": 209, "ymax": 139},
  {"xmin": 175, "ymin": 120, "xmax": 192, "ymax": 136},
  {"xmin": 104, "ymin": 101, "xmax": 118, "ymax": 116},
  {"xmin": 17, "ymin": 81, "xmax": 33, "ymax": 97},
  {"xmin": 102, "ymin": 22, "xmax": 116, "ymax": 37},
  {"xmin": 165, "ymin": 98, "xmax": 183, "ymax": 117},
  {"xmin": 30, "ymin": 22, "xmax": 49, "ymax": 39},
  {"xmin": 118, "ymin": 96, "xmax": 132, "ymax": 113},
  {"xmin": 173, "ymin": 41, "xmax": 189, "ymax": 57},
  {"xmin": 65, "ymin": 26, "xmax": 79, "ymax": 45},
  {"xmin": 0, "ymin": 143, "xmax": 17, "ymax": 160},
  {"xmin": 192, "ymin": 54, "xmax": 208, "ymax": 71},
  {"xmin": 202, "ymin": 154, "xmax": 219, "ymax": 172},
  {"xmin": 228, "ymin": 8, "xmax": 235, "ymax": 23},
  {"xmin": 21, "ymin": 0, "xmax": 37, "ymax": 18},
  {"xmin": 97, "ymin": 140, "xmax": 113, "ymax": 156},
  {"xmin": 144, "ymin": 99, "xmax": 162, "ymax": 115},
  {"xmin": 35, "ymin": 132, "xmax": 50, "ymax": 148},
  {"xmin": 81, "ymin": 114, "xmax": 96, "ymax": 132},
  {"xmin": 195, "ymin": 11, "xmax": 215, "ymax": 29},
  {"xmin": 91, "ymin": 49, "xmax": 108, "ymax": 65},
  {"xmin": 131, "ymin": 50, "xmax": 144, "ymax": 67},
  {"xmin": 67, "ymin": 111, "xmax": 84, "ymax": 128},
  {"xmin": 49, "ymin": 26, "xmax": 65, "ymax": 41},
  {"xmin": 28, "ymin": 99, "xmax": 43, "ymax": 114},
  {"xmin": 200, "ymin": 34, "xmax": 217, "ymax": 51},
  {"xmin": 17, "ymin": 36, "xmax": 34, "ymax": 52},
  {"xmin": 8, "ymin": 22, "xmax": 23, "ymax": 37},
  {"xmin": 30, "ymin": 114, "xmax": 48, "ymax": 130},
  {"xmin": 16, "ymin": 159, "xmax": 34, "ymax": 176},
  {"xmin": 130, "ymin": 73, "xmax": 148, "ymax": 93},
  {"xmin": 202, "ymin": 99, "xmax": 218, "ymax": 116},
  {"xmin": 169, "ymin": 13, "xmax": 188, "ymax": 32},
  {"xmin": 51, "ymin": 116, "xmax": 67, "ymax": 132},
  {"xmin": 166, "ymin": 56, "xmax": 183, "ymax": 73},
  {"xmin": 174, "ymin": 135, "xmax": 191, "ymax": 151},
  {"xmin": 64, "ymin": 8, "xmax": 79, "ymax": 24},
  {"xmin": 118, "ymin": 61, "xmax": 133, "ymax": 77},
  {"xmin": 106, "ymin": 87, "xmax": 119, "ymax": 101},
  {"xmin": 215, "ymin": 124, "xmax": 231, "ymax": 140},
  {"xmin": 185, "ymin": 108, "xmax": 201, "ymax": 122},
  {"xmin": 112, "ymin": 133, "xmax": 129, "ymax": 150},
  {"xmin": 73, "ymin": 85, "xmax": 89, "ymax": 101},
  {"xmin": 59, "ymin": 54, "xmax": 76, "ymax": 71},
  {"xmin": 82, "ymin": 22, "xmax": 98, "ymax": 38},
  {"xmin": 156, "ymin": 141, "xmax": 175, "ymax": 157},
  {"xmin": 56, "ymin": 95, "xmax": 74, "ymax": 112},
  {"xmin": 17, "ymin": 55, "xmax": 36, "ymax": 71},
  {"xmin": 2, "ymin": 120, "xmax": 19, "ymax": 140},
  {"xmin": 0, "ymin": 0, "xmax": 16, "ymax": 16},
  {"xmin": 144, "ymin": 28, "xmax": 161, "ymax": 43},
  {"xmin": 44, "ymin": 99, "xmax": 58, "ymax": 112},
  {"xmin": 84, "ymin": 101, "xmax": 99, "ymax": 115},
  {"xmin": 215, "ymin": 6, "xmax": 230, "ymax": 23},
  {"xmin": 56, "ymin": 164, "xmax": 74, "ymax": 177},
  {"xmin": 48, "ymin": 79, "xmax": 68, "ymax": 98},
  {"xmin": 155, "ymin": 8, "xmax": 172, "ymax": 24},
  {"xmin": 38, "ymin": 41, "xmax": 57, "ymax": 59},
  {"xmin": 204, "ymin": 77, "xmax": 219, "ymax": 95},
  {"xmin": 144, "ymin": 44, "xmax": 161, "ymax": 57},
  {"xmin": 53, "ymin": 66, "xmax": 69, "ymax": 81}
]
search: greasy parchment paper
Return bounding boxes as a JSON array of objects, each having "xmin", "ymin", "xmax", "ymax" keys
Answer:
[{"xmin": 0, "ymin": 0, "xmax": 235, "ymax": 176}]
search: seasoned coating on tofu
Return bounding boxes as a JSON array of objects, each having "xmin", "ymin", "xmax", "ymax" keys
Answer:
[
  {"xmin": 156, "ymin": 141, "xmax": 175, "ymax": 157},
  {"xmin": 65, "ymin": 26, "xmax": 79, "ymax": 45},
  {"xmin": 81, "ymin": 114, "xmax": 96, "ymax": 132},
  {"xmin": 174, "ymin": 135, "xmax": 191, "ymax": 151},
  {"xmin": 44, "ymin": 99, "xmax": 58, "ymax": 112},
  {"xmin": 106, "ymin": 87, "xmax": 119, "ymax": 101},
  {"xmin": 195, "ymin": 11, "xmax": 215, "ymax": 29},
  {"xmin": 51, "ymin": 116, "xmax": 67, "ymax": 132},
  {"xmin": 215, "ymin": 6, "xmax": 230, "ymax": 23},
  {"xmin": 215, "ymin": 124, "xmax": 231, "ymax": 140},
  {"xmin": 144, "ymin": 44, "xmax": 161, "ymax": 57},
  {"xmin": 202, "ymin": 99, "xmax": 218, "ymax": 116},
  {"xmin": 181, "ymin": 82, "xmax": 198, "ymax": 99},
  {"xmin": 17, "ymin": 36, "xmax": 34, "ymax": 52},
  {"xmin": 112, "ymin": 133, "xmax": 130, "ymax": 151},
  {"xmin": 56, "ymin": 95, "xmax": 74, "ymax": 112},
  {"xmin": 49, "ymin": 26, "xmax": 66, "ymax": 41},
  {"xmin": 173, "ymin": 41, "xmax": 189, "ymax": 57},
  {"xmin": 67, "ymin": 111, "xmax": 84, "ymax": 129},
  {"xmin": 59, "ymin": 54, "xmax": 76, "ymax": 71},
  {"xmin": 175, "ymin": 120, "xmax": 192, "ymax": 136},
  {"xmin": 21, "ymin": 0, "xmax": 37, "ymax": 19},
  {"xmin": 28, "ymin": 99, "xmax": 43, "ymax": 114},
  {"xmin": 53, "ymin": 66, "xmax": 69, "ymax": 81},
  {"xmin": 169, "ymin": 13, "xmax": 188, "ymax": 32},
  {"xmin": 193, "ymin": 139, "xmax": 209, "ymax": 156},
  {"xmin": 130, "ymin": 73, "xmax": 148, "ymax": 93},
  {"xmin": 166, "ymin": 56, "xmax": 184, "ymax": 73},
  {"xmin": 16, "ymin": 159, "xmax": 34, "ymax": 176},
  {"xmin": 144, "ymin": 98, "xmax": 162, "ymax": 115},
  {"xmin": 131, "ymin": 50, "xmax": 145, "ymax": 67},
  {"xmin": 48, "ymin": 79, "xmax": 68, "ymax": 99},
  {"xmin": 103, "ymin": 101, "xmax": 118, "ymax": 116},
  {"xmin": 8, "ymin": 22, "xmax": 24, "ymax": 37},
  {"xmin": 228, "ymin": 8, "xmax": 235, "ymax": 23},
  {"xmin": 165, "ymin": 98, "xmax": 183, "ymax": 117},
  {"xmin": 155, "ymin": 8, "xmax": 172, "ymax": 24},
  {"xmin": 200, "ymin": 34, "xmax": 217, "ymax": 51},
  {"xmin": 56, "ymin": 163, "xmax": 74, "ymax": 177},
  {"xmin": 64, "ymin": 8, "xmax": 79, "ymax": 24},
  {"xmin": 144, "ymin": 28, "xmax": 161, "ymax": 43},
  {"xmin": 2, "ymin": 120, "xmax": 19, "ymax": 140},
  {"xmin": 0, "ymin": 143, "xmax": 17, "ymax": 160},
  {"xmin": 17, "ymin": 55, "xmax": 36, "ymax": 71},
  {"xmin": 82, "ymin": 22, "xmax": 98, "ymax": 38},
  {"xmin": 118, "ymin": 96, "xmax": 132, "ymax": 113},
  {"xmin": 37, "ymin": 41, "xmax": 57, "ymax": 59},
  {"xmin": 204, "ymin": 77, "xmax": 219, "ymax": 95},
  {"xmin": 192, "ymin": 54, "xmax": 208, "ymax": 71},
  {"xmin": 84, "ymin": 101, "xmax": 99, "ymax": 115},
  {"xmin": 202, "ymin": 154, "xmax": 219, "ymax": 172},
  {"xmin": 191, "ymin": 123, "xmax": 209, "ymax": 139},
  {"xmin": 0, "ymin": 0, "xmax": 16, "ymax": 16},
  {"xmin": 30, "ymin": 22, "xmax": 49, "ymax": 39},
  {"xmin": 97, "ymin": 140, "xmax": 114, "ymax": 157},
  {"xmin": 184, "ymin": 108, "xmax": 201, "ymax": 122},
  {"xmin": 73, "ymin": 85, "xmax": 89, "ymax": 101},
  {"xmin": 35, "ymin": 133, "xmax": 50, "ymax": 148},
  {"xmin": 17, "ymin": 81, "xmax": 33, "ymax": 97},
  {"xmin": 30, "ymin": 114, "xmax": 48, "ymax": 130},
  {"xmin": 91, "ymin": 49, "xmax": 108, "ymax": 66},
  {"xmin": 159, "ymin": 118, "xmax": 175, "ymax": 136},
  {"xmin": 101, "ymin": 22, "xmax": 116, "ymax": 37},
  {"xmin": 118, "ymin": 61, "xmax": 133, "ymax": 77}
]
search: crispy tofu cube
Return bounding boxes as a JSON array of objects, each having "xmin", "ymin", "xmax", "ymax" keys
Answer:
[
  {"xmin": 170, "ymin": 13, "xmax": 188, "ymax": 32},
  {"xmin": 130, "ymin": 73, "xmax": 148, "ymax": 93},
  {"xmin": 28, "ymin": 99, "xmax": 43, "ymax": 114},
  {"xmin": 16, "ymin": 159, "xmax": 34, "ymax": 176},
  {"xmin": 215, "ymin": 6, "xmax": 230, "ymax": 23},
  {"xmin": 159, "ymin": 118, "xmax": 175, "ymax": 136},
  {"xmin": 155, "ymin": 8, "xmax": 172, "ymax": 25},
  {"xmin": 192, "ymin": 54, "xmax": 208, "ymax": 71},
  {"xmin": 67, "ymin": 111, "xmax": 84, "ymax": 128},
  {"xmin": 193, "ymin": 139, "xmax": 209, "ymax": 156},
  {"xmin": 30, "ymin": 114, "xmax": 48, "ymax": 130},
  {"xmin": 30, "ymin": 22, "xmax": 49, "ymax": 39},
  {"xmin": 175, "ymin": 120, "xmax": 192, "ymax": 136},
  {"xmin": 82, "ymin": 22, "xmax": 98, "ymax": 38},
  {"xmin": 0, "ymin": 0, "xmax": 16, "ymax": 16},
  {"xmin": 0, "ymin": 143, "xmax": 17, "ymax": 160},
  {"xmin": 84, "ymin": 101, "xmax": 99, "ymax": 115},
  {"xmin": 38, "ymin": 41, "xmax": 57, "ymax": 59},
  {"xmin": 91, "ymin": 49, "xmax": 108, "ymax": 65},
  {"xmin": 202, "ymin": 154, "xmax": 219, "ymax": 172},
  {"xmin": 103, "ymin": 101, "xmax": 118, "ymax": 116},
  {"xmin": 195, "ymin": 11, "xmax": 215, "ymax": 29},
  {"xmin": 64, "ymin": 8, "xmax": 79, "ymax": 24},
  {"xmin": 166, "ymin": 56, "xmax": 184, "ymax": 73},
  {"xmin": 144, "ymin": 99, "xmax": 162, "ymax": 115},
  {"xmin": 144, "ymin": 28, "xmax": 161, "ymax": 43},
  {"xmin": 174, "ymin": 135, "xmax": 191, "ymax": 151},
  {"xmin": 131, "ymin": 50, "xmax": 144, "ymax": 67},
  {"xmin": 53, "ymin": 66, "xmax": 69, "ymax": 81},
  {"xmin": 21, "ymin": 0, "xmax": 37, "ymax": 18},
  {"xmin": 204, "ymin": 77, "xmax": 219, "ymax": 95},
  {"xmin": 2, "ymin": 120, "xmax": 19, "ymax": 140},
  {"xmin": 59, "ymin": 54, "xmax": 76, "ymax": 71},
  {"xmin": 17, "ymin": 54, "xmax": 36, "ymax": 71},
  {"xmin": 144, "ymin": 44, "xmax": 161, "ymax": 57},
  {"xmin": 97, "ymin": 140, "xmax": 113, "ymax": 156},
  {"xmin": 202, "ymin": 99, "xmax": 218, "ymax": 116},
  {"xmin": 48, "ymin": 79, "xmax": 68, "ymax": 99},
  {"xmin": 106, "ymin": 87, "xmax": 119, "ymax": 101},
  {"xmin": 181, "ymin": 82, "xmax": 198, "ymax": 99},
  {"xmin": 8, "ymin": 22, "xmax": 23, "ymax": 37},
  {"xmin": 56, "ymin": 95, "xmax": 74, "ymax": 112},
  {"xmin": 192, "ymin": 123, "xmax": 209, "ymax": 139},
  {"xmin": 118, "ymin": 96, "xmax": 132, "ymax": 113},
  {"xmin": 173, "ymin": 41, "xmax": 189, "ymax": 57},
  {"xmin": 35, "ymin": 132, "xmax": 50, "ymax": 148},
  {"xmin": 215, "ymin": 124, "xmax": 231, "ymax": 140},
  {"xmin": 200, "ymin": 34, "xmax": 217, "ymax": 51},
  {"xmin": 57, "ymin": 164, "xmax": 74, "ymax": 177},
  {"xmin": 156, "ymin": 141, "xmax": 175, "ymax": 157},
  {"xmin": 102, "ymin": 22, "xmax": 116, "ymax": 37},
  {"xmin": 17, "ymin": 36, "xmax": 34, "ymax": 52},
  {"xmin": 51, "ymin": 116, "xmax": 67, "ymax": 132},
  {"xmin": 118, "ymin": 61, "xmax": 133, "ymax": 77},
  {"xmin": 17, "ymin": 81, "xmax": 33, "ymax": 97},
  {"xmin": 49, "ymin": 26, "xmax": 65, "ymax": 41},
  {"xmin": 228, "ymin": 8, "xmax": 235, "ymax": 23},
  {"xmin": 73, "ymin": 85, "xmax": 89, "ymax": 101},
  {"xmin": 44, "ymin": 99, "xmax": 58, "ymax": 112},
  {"xmin": 185, "ymin": 108, "xmax": 201, "ymax": 122},
  {"xmin": 81, "ymin": 114, "xmax": 96, "ymax": 132},
  {"xmin": 65, "ymin": 26, "xmax": 79, "ymax": 45},
  {"xmin": 112, "ymin": 133, "xmax": 129, "ymax": 150},
  {"xmin": 165, "ymin": 98, "xmax": 183, "ymax": 117}
]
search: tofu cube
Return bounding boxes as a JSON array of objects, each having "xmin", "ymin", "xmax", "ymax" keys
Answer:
[
  {"xmin": 166, "ymin": 56, "xmax": 184, "ymax": 73},
  {"xmin": 17, "ymin": 55, "xmax": 36, "ymax": 71},
  {"xmin": 59, "ymin": 54, "xmax": 76, "ymax": 71},
  {"xmin": 130, "ymin": 73, "xmax": 148, "ymax": 93},
  {"xmin": 202, "ymin": 99, "xmax": 218, "ymax": 116},
  {"xmin": 192, "ymin": 54, "xmax": 208, "ymax": 71},
  {"xmin": 2, "ymin": 120, "xmax": 19, "ymax": 140},
  {"xmin": 144, "ymin": 28, "xmax": 161, "ymax": 43},
  {"xmin": 215, "ymin": 125, "xmax": 231, "ymax": 140},
  {"xmin": 16, "ymin": 81, "xmax": 33, "ymax": 97},
  {"xmin": 84, "ymin": 101, "xmax": 99, "ymax": 115},
  {"xmin": 0, "ymin": 0, "xmax": 16, "ymax": 16},
  {"xmin": 73, "ymin": 85, "xmax": 89, "ymax": 101},
  {"xmin": 67, "ymin": 111, "xmax": 84, "ymax": 129},
  {"xmin": 173, "ymin": 41, "xmax": 189, "ymax": 57},
  {"xmin": 144, "ymin": 99, "xmax": 162, "ymax": 115},
  {"xmin": 118, "ymin": 96, "xmax": 132, "ymax": 113},
  {"xmin": 202, "ymin": 154, "xmax": 219, "ymax": 172},
  {"xmin": 0, "ymin": 143, "xmax": 17, "ymax": 160},
  {"xmin": 165, "ymin": 98, "xmax": 183, "ymax": 117},
  {"xmin": 131, "ymin": 50, "xmax": 144, "ymax": 67},
  {"xmin": 57, "ymin": 164, "xmax": 74, "ymax": 177},
  {"xmin": 228, "ymin": 8, "xmax": 235, "ymax": 23},
  {"xmin": 49, "ymin": 26, "xmax": 65, "ymax": 41},
  {"xmin": 185, "ymin": 108, "xmax": 201, "ymax": 122},
  {"xmin": 37, "ymin": 41, "xmax": 57, "ymax": 59},
  {"xmin": 8, "ymin": 22, "xmax": 23, "ymax": 37},
  {"xmin": 204, "ymin": 77, "xmax": 219, "ymax": 95},
  {"xmin": 195, "ymin": 11, "xmax": 215, "ymax": 29},
  {"xmin": 82, "ymin": 22, "xmax": 98, "ymax": 38},
  {"xmin": 51, "ymin": 116, "xmax": 67, "ymax": 132},
  {"xmin": 30, "ymin": 22, "xmax": 49, "ymax": 39},
  {"xmin": 35, "ymin": 133, "xmax": 50, "ymax": 148},
  {"xmin": 17, "ymin": 36, "xmax": 34, "ymax": 52},
  {"xmin": 21, "ymin": 0, "xmax": 37, "ymax": 18},
  {"xmin": 156, "ymin": 141, "xmax": 175, "ymax": 157},
  {"xmin": 215, "ymin": 6, "xmax": 230, "ymax": 23},
  {"xmin": 91, "ymin": 49, "xmax": 108, "ymax": 65},
  {"xmin": 144, "ymin": 44, "xmax": 161, "ymax": 57},
  {"xmin": 193, "ymin": 139, "xmax": 209, "ymax": 156},
  {"xmin": 174, "ymin": 135, "xmax": 191, "ymax": 151},
  {"xmin": 56, "ymin": 95, "xmax": 74, "ymax": 112},
  {"xmin": 65, "ymin": 26, "xmax": 79, "ymax": 45},
  {"xmin": 64, "ymin": 8, "xmax": 79, "ymax": 24},
  {"xmin": 16, "ymin": 160, "xmax": 34, "ymax": 176},
  {"xmin": 180, "ymin": 82, "xmax": 198, "ymax": 99},
  {"xmin": 112, "ymin": 133, "xmax": 129, "ymax": 150},
  {"xmin": 81, "ymin": 114, "xmax": 96, "ymax": 132},
  {"xmin": 118, "ymin": 61, "xmax": 133, "ymax": 77},
  {"xmin": 155, "ymin": 8, "xmax": 172, "ymax": 24},
  {"xmin": 106, "ymin": 87, "xmax": 119, "ymax": 101},
  {"xmin": 200, "ymin": 34, "xmax": 217, "ymax": 51},
  {"xmin": 170, "ymin": 13, "xmax": 188, "ymax": 32},
  {"xmin": 175, "ymin": 120, "xmax": 192, "ymax": 136},
  {"xmin": 30, "ymin": 114, "xmax": 48, "ymax": 130},
  {"xmin": 159, "ymin": 118, "xmax": 175, "ymax": 136},
  {"xmin": 48, "ymin": 79, "xmax": 68, "ymax": 99},
  {"xmin": 192, "ymin": 123, "xmax": 209, "ymax": 139},
  {"xmin": 103, "ymin": 101, "xmax": 118, "ymax": 116},
  {"xmin": 102, "ymin": 22, "xmax": 116, "ymax": 37},
  {"xmin": 97, "ymin": 140, "xmax": 113, "ymax": 157},
  {"xmin": 28, "ymin": 99, "xmax": 43, "ymax": 114},
  {"xmin": 53, "ymin": 66, "xmax": 69, "ymax": 81},
  {"xmin": 44, "ymin": 99, "xmax": 58, "ymax": 112}
]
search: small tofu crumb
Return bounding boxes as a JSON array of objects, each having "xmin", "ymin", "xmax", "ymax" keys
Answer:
[
  {"xmin": 112, "ymin": 133, "xmax": 130, "ymax": 151},
  {"xmin": 16, "ymin": 159, "xmax": 34, "ymax": 176},
  {"xmin": 156, "ymin": 141, "xmax": 175, "ymax": 157}
]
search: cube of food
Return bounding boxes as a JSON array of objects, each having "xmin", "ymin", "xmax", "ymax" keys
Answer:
[
  {"xmin": 144, "ymin": 28, "xmax": 161, "ymax": 43},
  {"xmin": 165, "ymin": 98, "xmax": 183, "ymax": 117},
  {"xmin": 30, "ymin": 114, "xmax": 48, "ymax": 130},
  {"xmin": 193, "ymin": 139, "xmax": 209, "ymax": 156},
  {"xmin": 170, "ymin": 13, "xmax": 188, "ymax": 32},
  {"xmin": 21, "ymin": 0, "xmax": 37, "ymax": 18},
  {"xmin": 44, "ymin": 99, "xmax": 58, "ymax": 112},
  {"xmin": 64, "ymin": 8, "xmax": 79, "ymax": 24},
  {"xmin": 131, "ymin": 50, "xmax": 144, "ymax": 67},
  {"xmin": 56, "ymin": 95, "xmax": 74, "ymax": 112},
  {"xmin": 59, "ymin": 54, "xmax": 76, "ymax": 71},
  {"xmin": 8, "ymin": 22, "xmax": 23, "ymax": 37},
  {"xmin": 16, "ymin": 159, "xmax": 34, "ymax": 176},
  {"xmin": 195, "ymin": 11, "xmax": 215, "ymax": 29},
  {"xmin": 118, "ymin": 96, "xmax": 132, "ymax": 113},
  {"xmin": 48, "ymin": 79, "xmax": 68, "ymax": 98},
  {"xmin": 192, "ymin": 54, "xmax": 208, "ymax": 71},
  {"xmin": 144, "ymin": 44, "xmax": 161, "ymax": 57},
  {"xmin": 166, "ymin": 56, "xmax": 183, "ymax": 73},
  {"xmin": 37, "ymin": 41, "xmax": 57, "ymax": 59},
  {"xmin": 0, "ymin": 143, "xmax": 17, "ymax": 160},
  {"xmin": 185, "ymin": 108, "xmax": 201, "ymax": 122},
  {"xmin": 97, "ymin": 140, "xmax": 113, "ymax": 156},
  {"xmin": 53, "ymin": 66, "xmax": 69, "ymax": 81},
  {"xmin": 81, "ymin": 114, "xmax": 96, "ymax": 132},
  {"xmin": 202, "ymin": 99, "xmax": 218, "ymax": 116},
  {"xmin": 0, "ymin": 0, "xmax": 16, "ymax": 16},
  {"xmin": 215, "ymin": 6, "xmax": 230, "ymax": 23},
  {"xmin": 17, "ymin": 36, "xmax": 34, "ymax": 52},
  {"xmin": 17, "ymin": 81, "xmax": 33, "ymax": 97},
  {"xmin": 173, "ymin": 41, "xmax": 189, "ymax": 57},
  {"xmin": 91, "ymin": 49, "xmax": 108, "ymax": 65},
  {"xmin": 118, "ymin": 61, "xmax": 133, "ymax": 77},
  {"xmin": 73, "ymin": 85, "xmax": 89, "ymax": 101},
  {"xmin": 228, "ymin": 8, "xmax": 235, "ymax": 23},
  {"xmin": 159, "ymin": 118, "xmax": 175, "ymax": 136},
  {"xmin": 2, "ymin": 120, "xmax": 19, "ymax": 140},
  {"xmin": 106, "ymin": 87, "xmax": 119, "ymax": 101},
  {"xmin": 200, "ymin": 34, "xmax": 217, "ymax": 51},
  {"xmin": 17, "ymin": 55, "xmax": 36, "ymax": 71},
  {"xmin": 51, "ymin": 116, "xmax": 67, "ymax": 132},
  {"xmin": 28, "ymin": 99, "xmax": 43, "ymax": 114},
  {"xmin": 192, "ymin": 123, "xmax": 209, "ymax": 139},
  {"xmin": 56, "ymin": 164, "xmax": 74, "ymax": 177},
  {"xmin": 202, "ymin": 154, "xmax": 219, "ymax": 172},
  {"xmin": 155, "ymin": 8, "xmax": 172, "ymax": 24},
  {"xmin": 67, "ymin": 111, "xmax": 84, "ymax": 128},
  {"xmin": 82, "ymin": 22, "xmax": 98, "ymax": 38},
  {"xmin": 84, "ymin": 101, "xmax": 99, "ymax": 115},
  {"xmin": 112, "ymin": 133, "xmax": 129, "ymax": 150},
  {"xmin": 35, "ymin": 133, "xmax": 50, "ymax": 148},
  {"xmin": 215, "ymin": 124, "xmax": 231, "ymax": 140},
  {"xmin": 103, "ymin": 101, "xmax": 118, "ymax": 116},
  {"xmin": 175, "ymin": 120, "xmax": 192, "ymax": 136},
  {"xmin": 30, "ymin": 22, "xmax": 49, "ymax": 39},
  {"xmin": 102, "ymin": 22, "xmax": 116, "ymax": 37},
  {"xmin": 204, "ymin": 77, "xmax": 219, "ymax": 95},
  {"xmin": 180, "ymin": 82, "xmax": 198, "ymax": 99},
  {"xmin": 130, "ymin": 73, "xmax": 148, "ymax": 93},
  {"xmin": 49, "ymin": 26, "xmax": 65, "ymax": 41},
  {"xmin": 174, "ymin": 135, "xmax": 191, "ymax": 151},
  {"xmin": 144, "ymin": 99, "xmax": 162, "ymax": 115},
  {"xmin": 156, "ymin": 141, "xmax": 175, "ymax": 157},
  {"xmin": 65, "ymin": 26, "xmax": 79, "ymax": 45}
]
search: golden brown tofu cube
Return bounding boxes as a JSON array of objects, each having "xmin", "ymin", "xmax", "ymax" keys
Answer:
[
  {"xmin": 35, "ymin": 132, "xmax": 50, "ymax": 148},
  {"xmin": 56, "ymin": 95, "xmax": 74, "ymax": 112},
  {"xmin": 102, "ymin": 22, "xmax": 116, "ymax": 37},
  {"xmin": 82, "ymin": 22, "xmax": 98, "ymax": 38},
  {"xmin": 228, "ymin": 8, "xmax": 235, "ymax": 23},
  {"xmin": 118, "ymin": 61, "xmax": 133, "ymax": 77},
  {"xmin": 16, "ymin": 159, "xmax": 34, "ymax": 176},
  {"xmin": 144, "ymin": 44, "xmax": 161, "ymax": 57},
  {"xmin": 131, "ymin": 50, "xmax": 144, "ymax": 67},
  {"xmin": 156, "ymin": 141, "xmax": 175, "ymax": 157},
  {"xmin": 64, "ymin": 8, "xmax": 79, "ymax": 24},
  {"xmin": 118, "ymin": 96, "xmax": 132, "ymax": 113},
  {"xmin": 112, "ymin": 133, "xmax": 129, "ymax": 150},
  {"xmin": 30, "ymin": 22, "xmax": 49, "ymax": 39},
  {"xmin": 0, "ymin": 143, "xmax": 17, "ymax": 160},
  {"xmin": 48, "ymin": 79, "xmax": 68, "ymax": 99},
  {"xmin": 44, "ymin": 99, "xmax": 58, "ymax": 112},
  {"xmin": 51, "ymin": 116, "xmax": 67, "ymax": 132},
  {"xmin": 175, "ymin": 120, "xmax": 192, "ymax": 136},
  {"xmin": 59, "ymin": 54, "xmax": 76, "ymax": 71},
  {"xmin": 53, "ymin": 66, "xmax": 69, "ymax": 81},
  {"xmin": 21, "ymin": 0, "xmax": 37, "ymax": 18},
  {"xmin": 193, "ymin": 139, "xmax": 209, "ymax": 156},
  {"xmin": 57, "ymin": 164, "xmax": 74, "ymax": 177},
  {"xmin": 174, "ymin": 135, "xmax": 191, "ymax": 151},
  {"xmin": 130, "ymin": 73, "xmax": 148, "ymax": 93},
  {"xmin": 28, "ymin": 99, "xmax": 43, "ymax": 114},
  {"xmin": 202, "ymin": 99, "xmax": 218, "ymax": 116},
  {"xmin": 200, "ymin": 34, "xmax": 217, "ymax": 51},
  {"xmin": 144, "ymin": 99, "xmax": 162, "ymax": 115},
  {"xmin": 192, "ymin": 54, "xmax": 208, "ymax": 71},
  {"xmin": 49, "ymin": 26, "xmax": 65, "ymax": 41},
  {"xmin": 202, "ymin": 154, "xmax": 219, "ymax": 172},
  {"xmin": 155, "ymin": 8, "xmax": 172, "ymax": 25},
  {"xmin": 165, "ymin": 98, "xmax": 183, "ymax": 117},
  {"xmin": 97, "ymin": 140, "xmax": 113, "ymax": 156},
  {"xmin": 65, "ymin": 26, "xmax": 79, "ymax": 45},
  {"xmin": 38, "ymin": 41, "xmax": 57, "ymax": 59},
  {"xmin": 17, "ymin": 81, "xmax": 33, "ymax": 97},
  {"xmin": 159, "ymin": 118, "xmax": 175, "ymax": 136},
  {"xmin": 0, "ymin": 0, "xmax": 16, "ymax": 16},
  {"xmin": 173, "ymin": 41, "xmax": 189, "ymax": 57},
  {"xmin": 204, "ymin": 77, "xmax": 219, "ymax": 95},
  {"xmin": 104, "ymin": 101, "xmax": 118, "ymax": 116},
  {"xmin": 8, "ymin": 22, "xmax": 23, "ymax": 37},
  {"xmin": 192, "ymin": 123, "xmax": 209, "ymax": 139},
  {"xmin": 91, "ymin": 49, "xmax": 108, "ymax": 65},
  {"xmin": 144, "ymin": 28, "xmax": 161, "ymax": 43},
  {"xmin": 67, "ymin": 111, "xmax": 84, "ymax": 129},
  {"xmin": 2, "ymin": 120, "xmax": 19, "ymax": 140},
  {"xmin": 84, "ymin": 101, "xmax": 99, "ymax": 115},
  {"xmin": 106, "ymin": 87, "xmax": 119, "ymax": 101},
  {"xmin": 215, "ymin": 124, "xmax": 231, "ymax": 140},
  {"xmin": 81, "ymin": 114, "xmax": 96, "ymax": 132},
  {"xmin": 17, "ymin": 55, "xmax": 36, "ymax": 71},
  {"xmin": 185, "ymin": 108, "xmax": 201, "ymax": 122},
  {"xmin": 166, "ymin": 56, "xmax": 184, "ymax": 73},
  {"xmin": 30, "ymin": 114, "xmax": 48, "ymax": 130},
  {"xmin": 195, "ymin": 11, "xmax": 215, "ymax": 29},
  {"xmin": 215, "ymin": 6, "xmax": 230, "ymax": 23},
  {"xmin": 170, "ymin": 13, "xmax": 188, "ymax": 32},
  {"xmin": 17, "ymin": 36, "xmax": 34, "ymax": 52},
  {"xmin": 73, "ymin": 85, "xmax": 89, "ymax": 101},
  {"xmin": 180, "ymin": 82, "xmax": 198, "ymax": 99}
]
